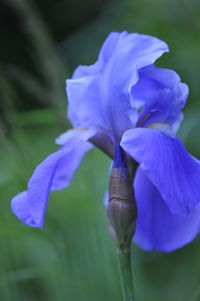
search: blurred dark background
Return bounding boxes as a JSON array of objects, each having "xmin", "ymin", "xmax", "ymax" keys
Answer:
[{"xmin": 1, "ymin": 0, "xmax": 200, "ymax": 300}]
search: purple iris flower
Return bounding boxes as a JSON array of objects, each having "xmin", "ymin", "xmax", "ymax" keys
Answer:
[{"xmin": 11, "ymin": 31, "xmax": 200, "ymax": 252}]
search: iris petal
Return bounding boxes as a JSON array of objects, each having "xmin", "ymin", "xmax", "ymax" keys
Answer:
[
  {"xmin": 131, "ymin": 65, "xmax": 188, "ymax": 128},
  {"xmin": 134, "ymin": 168, "xmax": 200, "ymax": 252},
  {"xmin": 11, "ymin": 191, "xmax": 37, "ymax": 227},
  {"xmin": 121, "ymin": 127, "xmax": 200, "ymax": 215},
  {"xmin": 67, "ymin": 32, "xmax": 169, "ymax": 140},
  {"xmin": 11, "ymin": 129, "xmax": 94, "ymax": 228}
]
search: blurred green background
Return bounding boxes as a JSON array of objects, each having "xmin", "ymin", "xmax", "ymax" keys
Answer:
[{"xmin": 1, "ymin": 0, "xmax": 200, "ymax": 300}]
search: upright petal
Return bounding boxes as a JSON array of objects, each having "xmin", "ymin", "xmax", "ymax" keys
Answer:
[
  {"xmin": 72, "ymin": 32, "xmax": 121, "ymax": 79},
  {"xmin": 67, "ymin": 32, "xmax": 169, "ymax": 140},
  {"xmin": 121, "ymin": 127, "xmax": 200, "ymax": 215},
  {"xmin": 11, "ymin": 129, "xmax": 94, "ymax": 228},
  {"xmin": 134, "ymin": 168, "xmax": 200, "ymax": 252},
  {"xmin": 131, "ymin": 65, "xmax": 189, "ymax": 127},
  {"xmin": 72, "ymin": 32, "xmax": 169, "ymax": 80}
]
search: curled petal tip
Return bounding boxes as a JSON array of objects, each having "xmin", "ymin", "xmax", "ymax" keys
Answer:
[{"xmin": 11, "ymin": 191, "xmax": 39, "ymax": 228}]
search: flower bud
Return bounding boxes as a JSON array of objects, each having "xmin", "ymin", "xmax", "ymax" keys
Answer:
[{"xmin": 107, "ymin": 145, "xmax": 137, "ymax": 253}]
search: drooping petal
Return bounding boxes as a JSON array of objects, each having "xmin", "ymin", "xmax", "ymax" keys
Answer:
[
  {"xmin": 134, "ymin": 168, "xmax": 200, "ymax": 252},
  {"xmin": 11, "ymin": 129, "xmax": 94, "ymax": 228},
  {"xmin": 121, "ymin": 127, "xmax": 200, "ymax": 215},
  {"xmin": 131, "ymin": 65, "xmax": 189, "ymax": 127},
  {"xmin": 55, "ymin": 128, "xmax": 95, "ymax": 147},
  {"xmin": 11, "ymin": 191, "xmax": 37, "ymax": 227},
  {"xmin": 67, "ymin": 32, "xmax": 169, "ymax": 140},
  {"xmin": 52, "ymin": 129, "xmax": 94, "ymax": 190}
]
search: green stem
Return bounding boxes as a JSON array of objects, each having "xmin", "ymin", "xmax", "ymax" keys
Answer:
[{"xmin": 117, "ymin": 248, "xmax": 135, "ymax": 301}]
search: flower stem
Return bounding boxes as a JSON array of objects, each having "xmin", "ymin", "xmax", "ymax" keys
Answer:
[{"xmin": 117, "ymin": 247, "xmax": 135, "ymax": 301}]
